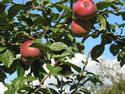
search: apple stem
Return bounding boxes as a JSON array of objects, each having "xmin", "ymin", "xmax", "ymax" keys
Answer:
[{"xmin": 40, "ymin": 73, "xmax": 51, "ymax": 84}]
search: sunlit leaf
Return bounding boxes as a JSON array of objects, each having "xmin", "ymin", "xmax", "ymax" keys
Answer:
[
  {"xmin": 46, "ymin": 64, "xmax": 62, "ymax": 75},
  {"xmin": 50, "ymin": 42, "xmax": 68, "ymax": 52},
  {"xmin": 97, "ymin": 15, "xmax": 106, "ymax": 31},
  {"xmin": 0, "ymin": 49, "xmax": 14, "ymax": 67}
]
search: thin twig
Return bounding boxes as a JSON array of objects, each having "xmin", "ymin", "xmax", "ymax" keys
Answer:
[{"xmin": 55, "ymin": 9, "xmax": 65, "ymax": 26}]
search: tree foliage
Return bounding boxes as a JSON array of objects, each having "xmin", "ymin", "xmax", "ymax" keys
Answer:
[{"xmin": 0, "ymin": 0, "xmax": 125, "ymax": 93}]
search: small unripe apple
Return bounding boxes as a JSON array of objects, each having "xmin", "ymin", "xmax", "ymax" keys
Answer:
[
  {"xmin": 73, "ymin": 0, "xmax": 97, "ymax": 20},
  {"xmin": 71, "ymin": 19, "xmax": 92, "ymax": 37},
  {"xmin": 20, "ymin": 40, "xmax": 41, "ymax": 58}
]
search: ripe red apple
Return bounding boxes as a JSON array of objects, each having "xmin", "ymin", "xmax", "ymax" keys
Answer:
[
  {"xmin": 73, "ymin": 0, "xmax": 97, "ymax": 20},
  {"xmin": 71, "ymin": 19, "xmax": 92, "ymax": 37},
  {"xmin": 20, "ymin": 40, "xmax": 41, "ymax": 58}
]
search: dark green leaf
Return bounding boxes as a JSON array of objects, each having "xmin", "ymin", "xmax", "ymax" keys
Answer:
[
  {"xmin": 121, "ymin": 12, "xmax": 125, "ymax": 21},
  {"xmin": 80, "ymin": 88, "xmax": 90, "ymax": 94},
  {"xmin": 17, "ymin": 62, "xmax": 25, "ymax": 77},
  {"xmin": 0, "ymin": 4, "xmax": 6, "ymax": 13},
  {"xmin": 18, "ymin": 86, "xmax": 33, "ymax": 93},
  {"xmin": 120, "ymin": 61, "xmax": 125, "ymax": 67},
  {"xmin": 65, "ymin": 62, "xmax": 81, "ymax": 73},
  {"xmin": 8, "ymin": 4, "xmax": 24, "ymax": 19},
  {"xmin": 1, "ymin": 0, "xmax": 12, "ymax": 4},
  {"xmin": 31, "ymin": 61, "xmax": 43, "ymax": 78},
  {"xmin": 31, "ymin": 42, "xmax": 50, "ymax": 52},
  {"xmin": 1, "ymin": 61, "xmax": 17, "ymax": 74},
  {"xmin": 117, "ymin": 51, "xmax": 125, "ymax": 61},
  {"xmin": 59, "ymin": 63, "xmax": 72, "ymax": 75},
  {"xmin": 36, "ymin": 88, "xmax": 58, "ymax": 94},
  {"xmin": 0, "ymin": 70, "xmax": 6, "ymax": 82},
  {"xmin": 91, "ymin": 44, "xmax": 105, "ymax": 59},
  {"xmin": 70, "ymin": 84, "xmax": 77, "ymax": 91},
  {"xmin": 110, "ymin": 44, "xmax": 119, "ymax": 56},
  {"xmin": 53, "ymin": 48, "xmax": 73, "ymax": 58},
  {"xmin": 96, "ymin": 1, "xmax": 114, "ymax": 10},
  {"xmin": 21, "ymin": 17, "xmax": 33, "ymax": 26}
]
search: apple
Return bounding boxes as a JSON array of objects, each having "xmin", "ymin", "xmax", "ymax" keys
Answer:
[
  {"xmin": 20, "ymin": 40, "xmax": 41, "ymax": 58},
  {"xmin": 71, "ymin": 19, "xmax": 92, "ymax": 37},
  {"xmin": 73, "ymin": 0, "xmax": 97, "ymax": 20}
]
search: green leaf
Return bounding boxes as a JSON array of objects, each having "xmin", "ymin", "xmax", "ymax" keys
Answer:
[
  {"xmin": 31, "ymin": 61, "xmax": 43, "ymax": 78},
  {"xmin": 11, "ymin": 76, "xmax": 36, "ymax": 91},
  {"xmin": 96, "ymin": 1, "xmax": 114, "ymax": 10},
  {"xmin": 46, "ymin": 64, "xmax": 62, "ymax": 75},
  {"xmin": 65, "ymin": 62, "xmax": 81, "ymax": 73},
  {"xmin": 53, "ymin": 48, "xmax": 73, "ymax": 58},
  {"xmin": 0, "ymin": 47, "xmax": 6, "ymax": 52},
  {"xmin": 31, "ymin": 42, "xmax": 50, "ymax": 51},
  {"xmin": 49, "ymin": 27, "xmax": 58, "ymax": 33},
  {"xmin": 70, "ymin": 84, "xmax": 77, "ymax": 91},
  {"xmin": 121, "ymin": 12, "xmax": 125, "ymax": 21},
  {"xmin": 18, "ymin": 86, "xmax": 33, "ymax": 93},
  {"xmin": 0, "ymin": 4, "xmax": 6, "ymax": 13},
  {"xmin": 36, "ymin": 88, "xmax": 58, "ymax": 94},
  {"xmin": 97, "ymin": 15, "xmax": 107, "ymax": 31},
  {"xmin": 117, "ymin": 51, "xmax": 125, "ymax": 61},
  {"xmin": 1, "ymin": 0, "xmax": 12, "ymax": 4},
  {"xmin": 4, "ymin": 84, "xmax": 16, "ymax": 94},
  {"xmin": 0, "ymin": 49, "xmax": 14, "ymax": 67},
  {"xmin": 8, "ymin": 4, "xmax": 24, "ymax": 19},
  {"xmin": 21, "ymin": 16, "xmax": 33, "ymax": 26},
  {"xmin": 110, "ymin": 44, "xmax": 119, "ymax": 56},
  {"xmin": 80, "ymin": 88, "xmax": 91, "ymax": 94},
  {"xmin": 17, "ymin": 63, "xmax": 25, "ymax": 77},
  {"xmin": 0, "ymin": 70, "xmax": 6, "ymax": 82},
  {"xmin": 91, "ymin": 44, "xmax": 105, "ymax": 59},
  {"xmin": 50, "ymin": 42, "xmax": 68, "ymax": 52},
  {"xmin": 4, "ymin": 88, "xmax": 16, "ymax": 94}
]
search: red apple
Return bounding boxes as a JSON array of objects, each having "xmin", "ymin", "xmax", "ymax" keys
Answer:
[
  {"xmin": 20, "ymin": 40, "xmax": 41, "ymax": 58},
  {"xmin": 71, "ymin": 19, "xmax": 92, "ymax": 37},
  {"xmin": 73, "ymin": 0, "xmax": 97, "ymax": 20}
]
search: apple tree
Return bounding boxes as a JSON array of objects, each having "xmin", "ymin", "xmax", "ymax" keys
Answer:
[{"xmin": 0, "ymin": 0, "xmax": 125, "ymax": 94}]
